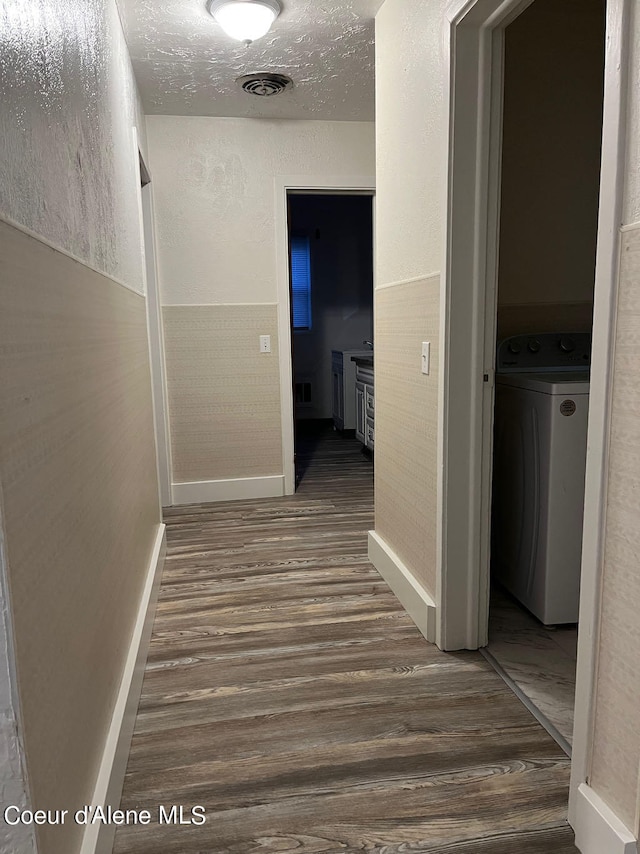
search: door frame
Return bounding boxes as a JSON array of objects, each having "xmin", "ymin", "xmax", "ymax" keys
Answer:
[
  {"xmin": 439, "ymin": 0, "xmax": 629, "ymax": 823},
  {"xmin": 134, "ymin": 132, "xmax": 174, "ymax": 508},
  {"xmin": 274, "ymin": 176, "xmax": 376, "ymax": 495}
]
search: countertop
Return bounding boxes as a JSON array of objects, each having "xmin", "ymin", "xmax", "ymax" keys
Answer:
[{"xmin": 351, "ymin": 355, "xmax": 373, "ymax": 367}]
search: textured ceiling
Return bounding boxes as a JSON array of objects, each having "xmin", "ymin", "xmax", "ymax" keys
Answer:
[{"xmin": 117, "ymin": 0, "xmax": 384, "ymax": 120}]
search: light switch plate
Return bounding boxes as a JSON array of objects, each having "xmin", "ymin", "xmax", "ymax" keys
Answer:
[
  {"xmin": 421, "ymin": 341, "xmax": 430, "ymax": 375},
  {"xmin": 260, "ymin": 335, "xmax": 271, "ymax": 354}
]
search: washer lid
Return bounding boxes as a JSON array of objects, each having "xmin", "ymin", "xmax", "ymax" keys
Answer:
[{"xmin": 497, "ymin": 371, "xmax": 590, "ymax": 394}]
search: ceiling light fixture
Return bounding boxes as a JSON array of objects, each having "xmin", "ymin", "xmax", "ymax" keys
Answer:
[{"xmin": 207, "ymin": 0, "xmax": 281, "ymax": 45}]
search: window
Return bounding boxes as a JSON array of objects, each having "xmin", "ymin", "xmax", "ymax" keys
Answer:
[{"xmin": 290, "ymin": 232, "xmax": 311, "ymax": 330}]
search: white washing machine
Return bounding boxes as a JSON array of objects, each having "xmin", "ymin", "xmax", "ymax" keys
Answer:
[{"xmin": 492, "ymin": 333, "xmax": 591, "ymax": 625}]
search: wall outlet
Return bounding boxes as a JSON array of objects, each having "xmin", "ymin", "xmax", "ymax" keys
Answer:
[
  {"xmin": 260, "ymin": 335, "xmax": 271, "ymax": 354},
  {"xmin": 421, "ymin": 341, "xmax": 430, "ymax": 375}
]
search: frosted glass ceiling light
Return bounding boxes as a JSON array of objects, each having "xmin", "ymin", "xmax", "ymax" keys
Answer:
[{"xmin": 208, "ymin": 0, "xmax": 281, "ymax": 45}]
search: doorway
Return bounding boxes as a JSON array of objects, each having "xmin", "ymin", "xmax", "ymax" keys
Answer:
[
  {"xmin": 286, "ymin": 192, "xmax": 375, "ymax": 488},
  {"xmin": 136, "ymin": 146, "xmax": 173, "ymax": 508},
  {"xmin": 441, "ymin": 0, "xmax": 628, "ymax": 834},
  {"xmin": 482, "ymin": 0, "xmax": 606, "ymax": 755},
  {"xmin": 275, "ymin": 177, "xmax": 376, "ymax": 496}
]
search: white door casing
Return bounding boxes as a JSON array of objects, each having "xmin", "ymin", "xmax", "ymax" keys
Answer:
[
  {"xmin": 274, "ymin": 178, "xmax": 376, "ymax": 495},
  {"xmin": 438, "ymin": 0, "xmax": 537, "ymax": 654},
  {"xmin": 133, "ymin": 130, "xmax": 173, "ymax": 508}
]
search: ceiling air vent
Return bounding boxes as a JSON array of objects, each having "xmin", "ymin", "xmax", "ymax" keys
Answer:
[{"xmin": 237, "ymin": 72, "xmax": 293, "ymax": 97}]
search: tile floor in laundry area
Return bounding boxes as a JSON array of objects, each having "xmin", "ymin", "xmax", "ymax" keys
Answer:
[{"xmin": 486, "ymin": 586, "xmax": 578, "ymax": 752}]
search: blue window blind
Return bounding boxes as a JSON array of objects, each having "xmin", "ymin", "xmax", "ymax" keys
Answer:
[{"xmin": 290, "ymin": 233, "xmax": 311, "ymax": 330}]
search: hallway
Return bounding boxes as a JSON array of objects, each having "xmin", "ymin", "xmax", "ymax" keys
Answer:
[{"xmin": 114, "ymin": 428, "xmax": 576, "ymax": 853}]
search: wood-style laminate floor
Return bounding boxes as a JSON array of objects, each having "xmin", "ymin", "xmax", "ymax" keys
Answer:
[{"xmin": 113, "ymin": 424, "xmax": 577, "ymax": 854}]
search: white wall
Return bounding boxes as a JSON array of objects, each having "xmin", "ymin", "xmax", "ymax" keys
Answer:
[
  {"xmin": 290, "ymin": 194, "xmax": 374, "ymax": 420},
  {"xmin": 146, "ymin": 116, "xmax": 375, "ymax": 493},
  {"xmin": 375, "ymin": 0, "xmax": 448, "ymax": 285},
  {"xmin": 146, "ymin": 117, "xmax": 376, "ymax": 305},
  {"xmin": 0, "ymin": 0, "xmax": 147, "ymax": 293}
]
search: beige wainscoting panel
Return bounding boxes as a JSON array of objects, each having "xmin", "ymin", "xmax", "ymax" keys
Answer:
[
  {"xmin": 164, "ymin": 305, "xmax": 283, "ymax": 484},
  {"xmin": 590, "ymin": 224, "xmax": 640, "ymax": 835},
  {"xmin": 0, "ymin": 220, "xmax": 160, "ymax": 854},
  {"xmin": 374, "ymin": 277, "xmax": 440, "ymax": 599}
]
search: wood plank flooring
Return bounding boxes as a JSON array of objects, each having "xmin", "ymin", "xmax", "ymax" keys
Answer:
[{"xmin": 113, "ymin": 424, "xmax": 576, "ymax": 854}]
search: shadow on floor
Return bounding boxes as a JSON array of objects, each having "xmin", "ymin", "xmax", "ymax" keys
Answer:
[{"xmin": 295, "ymin": 419, "xmax": 370, "ymax": 486}]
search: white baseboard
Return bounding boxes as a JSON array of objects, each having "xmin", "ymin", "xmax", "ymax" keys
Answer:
[
  {"xmin": 80, "ymin": 523, "xmax": 166, "ymax": 854},
  {"xmin": 573, "ymin": 783, "xmax": 638, "ymax": 854},
  {"xmin": 368, "ymin": 531, "xmax": 437, "ymax": 643},
  {"xmin": 172, "ymin": 475, "xmax": 285, "ymax": 505}
]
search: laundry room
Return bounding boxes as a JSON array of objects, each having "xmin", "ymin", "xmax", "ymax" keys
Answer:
[{"xmin": 485, "ymin": 0, "xmax": 606, "ymax": 754}]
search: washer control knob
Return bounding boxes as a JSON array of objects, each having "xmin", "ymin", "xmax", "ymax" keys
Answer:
[
  {"xmin": 508, "ymin": 341, "xmax": 522, "ymax": 354},
  {"xmin": 527, "ymin": 338, "xmax": 541, "ymax": 353},
  {"xmin": 560, "ymin": 337, "xmax": 575, "ymax": 353}
]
